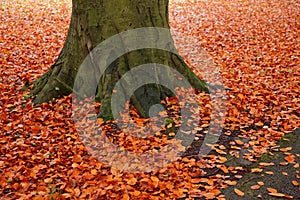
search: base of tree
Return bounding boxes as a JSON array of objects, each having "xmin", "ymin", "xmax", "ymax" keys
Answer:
[{"xmin": 27, "ymin": 0, "xmax": 213, "ymax": 120}]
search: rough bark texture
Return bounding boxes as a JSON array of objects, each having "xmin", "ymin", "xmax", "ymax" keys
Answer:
[{"xmin": 30, "ymin": 0, "xmax": 208, "ymax": 119}]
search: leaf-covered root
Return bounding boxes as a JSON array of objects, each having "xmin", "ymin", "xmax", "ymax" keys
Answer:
[
  {"xmin": 28, "ymin": 69, "xmax": 52, "ymax": 97},
  {"xmin": 33, "ymin": 76, "xmax": 75, "ymax": 104}
]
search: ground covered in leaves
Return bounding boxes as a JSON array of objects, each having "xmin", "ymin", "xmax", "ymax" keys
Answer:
[
  {"xmin": 0, "ymin": 0, "xmax": 299, "ymax": 199},
  {"xmin": 222, "ymin": 127, "xmax": 300, "ymax": 199}
]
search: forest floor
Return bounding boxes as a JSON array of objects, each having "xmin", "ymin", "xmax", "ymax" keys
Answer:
[{"xmin": 0, "ymin": 0, "xmax": 299, "ymax": 199}]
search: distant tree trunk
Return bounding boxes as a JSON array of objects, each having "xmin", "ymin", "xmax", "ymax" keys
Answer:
[{"xmin": 30, "ymin": 0, "xmax": 208, "ymax": 120}]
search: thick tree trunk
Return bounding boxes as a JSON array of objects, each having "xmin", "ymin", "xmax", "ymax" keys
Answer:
[{"xmin": 30, "ymin": 0, "xmax": 208, "ymax": 119}]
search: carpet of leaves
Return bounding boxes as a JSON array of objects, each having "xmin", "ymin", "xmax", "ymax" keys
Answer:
[{"xmin": 0, "ymin": 0, "xmax": 299, "ymax": 199}]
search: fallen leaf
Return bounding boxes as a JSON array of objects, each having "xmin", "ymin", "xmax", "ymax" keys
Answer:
[
  {"xmin": 128, "ymin": 177, "xmax": 137, "ymax": 186},
  {"xmin": 44, "ymin": 178, "xmax": 53, "ymax": 183},
  {"xmin": 279, "ymin": 147, "xmax": 292, "ymax": 152},
  {"xmin": 237, "ymin": 94, "xmax": 244, "ymax": 100},
  {"xmin": 257, "ymin": 181, "xmax": 264, "ymax": 186},
  {"xmin": 234, "ymin": 188, "xmax": 244, "ymax": 196},
  {"xmin": 280, "ymin": 162, "xmax": 289, "ymax": 166},
  {"xmin": 284, "ymin": 155, "xmax": 295, "ymax": 163},
  {"xmin": 235, "ymin": 139, "xmax": 244, "ymax": 145},
  {"xmin": 123, "ymin": 194, "xmax": 130, "ymax": 200},
  {"xmin": 268, "ymin": 192, "xmax": 285, "ymax": 197},
  {"xmin": 132, "ymin": 191, "xmax": 141, "ymax": 197},
  {"xmin": 91, "ymin": 169, "xmax": 98, "ymax": 175},
  {"xmin": 266, "ymin": 188, "xmax": 277, "ymax": 193},
  {"xmin": 251, "ymin": 168, "xmax": 263, "ymax": 173},
  {"xmin": 265, "ymin": 171, "xmax": 274, "ymax": 175},
  {"xmin": 150, "ymin": 176, "xmax": 159, "ymax": 183},
  {"xmin": 292, "ymin": 180, "xmax": 299, "ymax": 187},
  {"xmin": 250, "ymin": 185, "xmax": 261, "ymax": 190}
]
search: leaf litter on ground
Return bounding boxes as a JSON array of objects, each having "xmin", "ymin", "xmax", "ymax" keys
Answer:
[{"xmin": 0, "ymin": 0, "xmax": 299, "ymax": 199}]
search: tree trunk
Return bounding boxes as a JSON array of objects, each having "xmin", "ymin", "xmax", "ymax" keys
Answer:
[{"xmin": 30, "ymin": 0, "xmax": 208, "ymax": 120}]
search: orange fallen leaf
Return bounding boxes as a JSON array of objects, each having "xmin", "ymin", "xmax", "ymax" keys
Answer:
[
  {"xmin": 72, "ymin": 163, "xmax": 79, "ymax": 168},
  {"xmin": 215, "ymin": 148, "xmax": 227, "ymax": 155},
  {"xmin": 292, "ymin": 180, "xmax": 299, "ymax": 187},
  {"xmin": 284, "ymin": 155, "xmax": 295, "ymax": 163},
  {"xmin": 279, "ymin": 162, "xmax": 289, "ymax": 166},
  {"xmin": 203, "ymin": 189, "xmax": 221, "ymax": 199},
  {"xmin": 132, "ymin": 191, "xmax": 141, "ymax": 196},
  {"xmin": 173, "ymin": 189, "xmax": 186, "ymax": 198},
  {"xmin": 44, "ymin": 178, "xmax": 53, "ymax": 183},
  {"xmin": 168, "ymin": 132, "xmax": 176, "ymax": 137},
  {"xmin": 91, "ymin": 169, "xmax": 97, "ymax": 175},
  {"xmin": 191, "ymin": 178, "xmax": 201, "ymax": 184},
  {"xmin": 266, "ymin": 188, "xmax": 277, "ymax": 193},
  {"xmin": 234, "ymin": 188, "xmax": 244, "ymax": 196},
  {"xmin": 279, "ymin": 147, "xmax": 292, "ymax": 152},
  {"xmin": 62, "ymin": 193, "xmax": 72, "ymax": 198},
  {"xmin": 257, "ymin": 181, "xmax": 264, "ymax": 186},
  {"xmin": 251, "ymin": 168, "xmax": 263, "ymax": 173},
  {"xmin": 250, "ymin": 185, "xmax": 261, "ymax": 190},
  {"xmin": 167, "ymin": 123, "xmax": 173, "ymax": 129},
  {"xmin": 207, "ymin": 179, "xmax": 214, "ymax": 186},
  {"xmin": 268, "ymin": 192, "xmax": 285, "ymax": 197},
  {"xmin": 284, "ymin": 195, "xmax": 294, "ymax": 199},
  {"xmin": 128, "ymin": 177, "xmax": 137, "ymax": 186},
  {"xmin": 140, "ymin": 178, "xmax": 149, "ymax": 183},
  {"xmin": 150, "ymin": 176, "xmax": 159, "ymax": 183},
  {"xmin": 235, "ymin": 139, "xmax": 244, "ymax": 145},
  {"xmin": 224, "ymin": 180, "xmax": 237, "ymax": 186},
  {"xmin": 210, "ymin": 189, "xmax": 221, "ymax": 196},
  {"xmin": 97, "ymin": 117, "xmax": 104, "ymax": 124},
  {"xmin": 220, "ymin": 165, "xmax": 229, "ymax": 173},
  {"xmin": 74, "ymin": 188, "xmax": 81, "ymax": 197},
  {"xmin": 259, "ymin": 162, "xmax": 274, "ymax": 167},
  {"xmin": 123, "ymin": 194, "xmax": 130, "ymax": 200},
  {"xmin": 255, "ymin": 121, "xmax": 264, "ymax": 126},
  {"xmin": 203, "ymin": 192, "xmax": 217, "ymax": 199},
  {"xmin": 237, "ymin": 93, "xmax": 244, "ymax": 100}
]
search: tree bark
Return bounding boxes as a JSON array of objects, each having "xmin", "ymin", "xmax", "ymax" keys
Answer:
[{"xmin": 30, "ymin": 0, "xmax": 208, "ymax": 120}]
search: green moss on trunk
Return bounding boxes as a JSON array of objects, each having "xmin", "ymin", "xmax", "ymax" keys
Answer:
[{"xmin": 30, "ymin": 0, "xmax": 208, "ymax": 119}]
